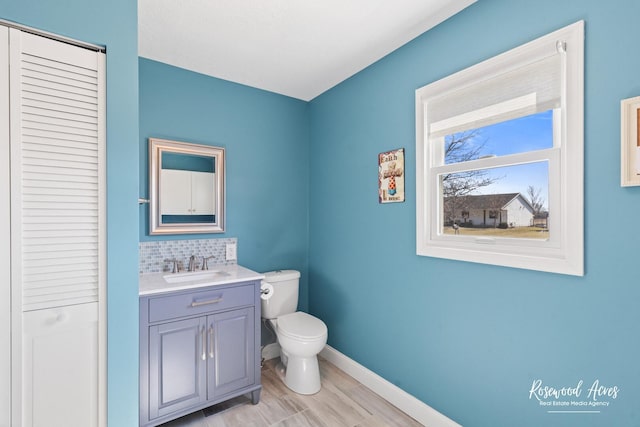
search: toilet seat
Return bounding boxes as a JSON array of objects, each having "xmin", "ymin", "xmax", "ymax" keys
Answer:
[{"xmin": 277, "ymin": 311, "xmax": 327, "ymax": 341}]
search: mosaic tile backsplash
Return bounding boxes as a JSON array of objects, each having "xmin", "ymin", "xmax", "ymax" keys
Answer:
[{"xmin": 139, "ymin": 238, "xmax": 237, "ymax": 274}]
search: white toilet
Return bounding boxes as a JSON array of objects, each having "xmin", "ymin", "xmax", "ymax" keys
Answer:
[{"xmin": 261, "ymin": 270, "xmax": 328, "ymax": 395}]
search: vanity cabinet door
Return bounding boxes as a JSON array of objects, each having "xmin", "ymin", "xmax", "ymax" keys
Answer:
[
  {"xmin": 148, "ymin": 317, "xmax": 206, "ymax": 420},
  {"xmin": 207, "ymin": 307, "xmax": 255, "ymax": 400}
]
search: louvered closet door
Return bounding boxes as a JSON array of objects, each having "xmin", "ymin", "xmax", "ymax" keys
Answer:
[
  {"xmin": 0, "ymin": 24, "xmax": 11, "ymax": 427},
  {"xmin": 9, "ymin": 28, "xmax": 106, "ymax": 427},
  {"xmin": 10, "ymin": 30, "xmax": 105, "ymax": 312}
]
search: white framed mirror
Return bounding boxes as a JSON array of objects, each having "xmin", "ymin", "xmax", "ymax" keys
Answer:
[{"xmin": 149, "ymin": 138, "xmax": 225, "ymax": 235}]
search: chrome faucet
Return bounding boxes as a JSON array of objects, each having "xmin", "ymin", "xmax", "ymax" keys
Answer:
[
  {"xmin": 188, "ymin": 255, "xmax": 197, "ymax": 272},
  {"xmin": 165, "ymin": 258, "xmax": 179, "ymax": 273},
  {"xmin": 201, "ymin": 256, "xmax": 216, "ymax": 270}
]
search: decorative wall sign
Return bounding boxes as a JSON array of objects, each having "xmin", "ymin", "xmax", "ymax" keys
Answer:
[
  {"xmin": 378, "ymin": 148, "xmax": 405, "ymax": 203},
  {"xmin": 621, "ymin": 96, "xmax": 640, "ymax": 186}
]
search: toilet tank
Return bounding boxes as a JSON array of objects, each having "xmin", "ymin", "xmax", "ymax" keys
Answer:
[{"xmin": 261, "ymin": 270, "xmax": 300, "ymax": 319}]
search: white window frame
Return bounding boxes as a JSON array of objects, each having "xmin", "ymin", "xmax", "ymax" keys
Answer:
[{"xmin": 416, "ymin": 21, "xmax": 584, "ymax": 276}]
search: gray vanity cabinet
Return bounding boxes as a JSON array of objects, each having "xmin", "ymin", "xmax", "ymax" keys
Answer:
[{"xmin": 140, "ymin": 281, "xmax": 261, "ymax": 427}]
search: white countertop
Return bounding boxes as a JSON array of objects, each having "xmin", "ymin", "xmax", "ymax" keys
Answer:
[{"xmin": 139, "ymin": 264, "xmax": 265, "ymax": 296}]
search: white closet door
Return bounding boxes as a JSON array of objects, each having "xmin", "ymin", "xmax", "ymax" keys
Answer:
[
  {"xmin": 0, "ymin": 24, "xmax": 11, "ymax": 427},
  {"xmin": 9, "ymin": 28, "xmax": 106, "ymax": 427}
]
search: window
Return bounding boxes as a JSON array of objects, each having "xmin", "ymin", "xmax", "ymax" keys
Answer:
[{"xmin": 416, "ymin": 21, "xmax": 584, "ymax": 276}]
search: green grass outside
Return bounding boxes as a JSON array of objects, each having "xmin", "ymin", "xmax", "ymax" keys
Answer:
[{"xmin": 443, "ymin": 226, "xmax": 549, "ymax": 239}]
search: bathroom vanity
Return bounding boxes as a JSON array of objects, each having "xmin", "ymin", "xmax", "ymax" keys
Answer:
[{"xmin": 139, "ymin": 265, "xmax": 263, "ymax": 427}]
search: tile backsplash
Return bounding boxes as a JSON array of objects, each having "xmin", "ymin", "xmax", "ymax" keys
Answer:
[{"xmin": 139, "ymin": 238, "xmax": 237, "ymax": 274}]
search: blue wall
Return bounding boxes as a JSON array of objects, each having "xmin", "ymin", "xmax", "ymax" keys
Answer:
[
  {"xmin": 309, "ymin": 1, "xmax": 640, "ymax": 426},
  {"xmin": 0, "ymin": 0, "xmax": 140, "ymax": 425},
  {"xmin": 139, "ymin": 58, "xmax": 310, "ymax": 311}
]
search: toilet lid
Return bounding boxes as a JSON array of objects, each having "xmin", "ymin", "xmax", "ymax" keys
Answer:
[{"xmin": 277, "ymin": 312, "xmax": 327, "ymax": 341}]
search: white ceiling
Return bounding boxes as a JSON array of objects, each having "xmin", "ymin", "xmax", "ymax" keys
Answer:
[{"xmin": 138, "ymin": 0, "xmax": 476, "ymax": 101}]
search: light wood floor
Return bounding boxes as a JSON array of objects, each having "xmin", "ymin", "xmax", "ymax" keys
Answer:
[{"xmin": 159, "ymin": 356, "xmax": 424, "ymax": 427}]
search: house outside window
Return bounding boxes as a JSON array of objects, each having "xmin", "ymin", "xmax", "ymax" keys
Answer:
[{"xmin": 415, "ymin": 21, "xmax": 584, "ymax": 276}]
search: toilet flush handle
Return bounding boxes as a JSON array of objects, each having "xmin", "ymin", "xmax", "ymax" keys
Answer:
[{"xmin": 260, "ymin": 281, "xmax": 274, "ymax": 297}]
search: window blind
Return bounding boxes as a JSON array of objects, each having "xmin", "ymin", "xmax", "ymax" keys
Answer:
[{"xmin": 428, "ymin": 53, "xmax": 562, "ymax": 138}]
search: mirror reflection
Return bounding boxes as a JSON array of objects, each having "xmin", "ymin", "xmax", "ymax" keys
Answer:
[{"xmin": 150, "ymin": 138, "xmax": 225, "ymax": 235}]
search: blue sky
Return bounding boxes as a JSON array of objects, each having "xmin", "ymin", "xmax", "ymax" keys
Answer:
[
  {"xmin": 482, "ymin": 109, "xmax": 553, "ymax": 155},
  {"xmin": 448, "ymin": 110, "xmax": 552, "ymax": 209}
]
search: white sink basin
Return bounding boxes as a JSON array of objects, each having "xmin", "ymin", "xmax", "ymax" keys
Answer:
[{"xmin": 163, "ymin": 270, "xmax": 230, "ymax": 284}]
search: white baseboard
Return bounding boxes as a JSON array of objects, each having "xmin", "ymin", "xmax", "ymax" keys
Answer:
[{"xmin": 320, "ymin": 345, "xmax": 461, "ymax": 427}]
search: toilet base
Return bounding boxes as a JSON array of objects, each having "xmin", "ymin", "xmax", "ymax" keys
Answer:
[{"xmin": 278, "ymin": 355, "xmax": 321, "ymax": 395}]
